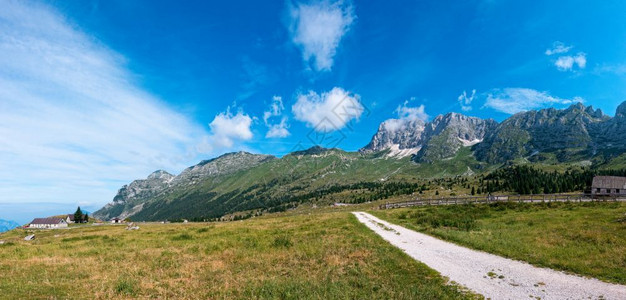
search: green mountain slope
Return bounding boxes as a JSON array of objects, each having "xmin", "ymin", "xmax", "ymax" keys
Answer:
[
  {"xmin": 95, "ymin": 102, "xmax": 626, "ymax": 222},
  {"xmin": 95, "ymin": 146, "xmax": 490, "ymax": 221}
]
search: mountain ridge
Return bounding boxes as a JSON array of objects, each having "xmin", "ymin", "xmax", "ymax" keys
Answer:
[
  {"xmin": 94, "ymin": 101, "xmax": 626, "ymax": 221},
  {"xmin": 93, "ymin": 151, "xmax": 274, "ymax": 220}
]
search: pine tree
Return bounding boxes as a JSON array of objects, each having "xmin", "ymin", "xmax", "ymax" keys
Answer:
[
  {"xmin": 74, "ymin": 207, "xmax": 83, "ymax": 224},
  {"xmin": 84, "ymin": 213, "xmax": 89, "ymax": 223}
]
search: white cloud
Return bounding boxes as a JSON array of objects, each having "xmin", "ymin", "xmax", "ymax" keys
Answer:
[
  {"xmin": 594, "ymin": 63, "xmax": 626, "ymax": 75},
  {"xmin": 483, "ymin": 88, "xmax": 583, "ymax": 114},
  {"xmin": 395, "ymin": 100, "xmax": 429, "ymax": 122},
  {"xmin": 263, "ymin": 96, "xmax": 284, "ymax": 124},
  {"xmin": 555, "ymin": 52, "xmax": 587, "ymax": 71},
  {"xmin": 287, "ymin": 0, "xmax": 355, "ymax": 71},
  {"xmin": 263, "ymin": 96, "xmax": 290, "ymax": 138},
  {"xmin": 382, "ymin": 99, "xmax": 429, "ymax": 132},
  {"xmin": 208, "ymin": 107, "xmax": 254, "ymax": 148},
  {"xmin": 574, "ymin": 53, "xmax": 587, "ymax": 68},
  {"xmin": 292, "ymin": 87, "xmax": 363, "ymax": 132},
  {"xmin": 0, "ymin": 1, "xmax": 214, "ymax": 219},
  {"xmin": 545, "ymin": 41, "xmax": 572, "ymax": 55},
  {"xmin": 545, "ymin": 42, "xmax": 586, "ymax": 72},
  {"xmin": 458, "ymin": 89, "xmax": 476, "ymax": 111},
  {"xmin": 266, "ymin": 119, "xmax": 291, "ymax": 138}
]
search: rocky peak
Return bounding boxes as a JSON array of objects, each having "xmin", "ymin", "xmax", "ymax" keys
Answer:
[
  {"xmin": 290, "ymin": 146, "xmax": 333, "ymax": 156},
  {"xmin": 426, "ymin": 113, "xmax": 495, "ymax": 139},
  {"xmin": 175, "ymin": 152, "xmax": 275, "ymax": 185},
  {"xmin": 113, "ymin": 170, "xmax": 175, "ymax": 203},
  {"xmin": 414, "ymin": 113, "xmax": 497, "ymax": 162},
  {"xmin": 360, "ymin": 118, "xmax": 426, "ymax": 153},
  {"xmin": 616, "ymin": 101, "xmax": 626, "ymax": 118},
  {"xmin": 147, "ymin": 170, "xmax": 174, "ymax": 181},
  {"xmin": 475, "ymin": 103, "xmax": 616, "ymax": 164},
  {"xmin": 361, "ymin": 111, "xmax": 496, "ymax": 161},
  {"xmin": 92, "ymin": 169, "xmax": 176, "ymax": 220}
]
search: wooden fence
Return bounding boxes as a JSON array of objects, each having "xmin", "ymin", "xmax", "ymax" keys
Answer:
[{"xmin": 380, "ymin": 194, "xmax": 625, "ymax": 209}]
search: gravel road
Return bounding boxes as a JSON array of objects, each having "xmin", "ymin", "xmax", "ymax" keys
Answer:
[{"xmin": 353, "ymin": 211, "xmax": 626, "ymax": 300}]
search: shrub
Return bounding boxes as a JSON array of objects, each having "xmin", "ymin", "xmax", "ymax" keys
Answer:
[
  {"xmin": 115, "ymin": 277, "xmax": 137, "ymax": 296},
  {"xmin": 272, "ymin": 236, "xmax": 293, "ymax": 248},
  {"xmin": 171, "ymin": 233, "xmax": 194, "ymax": 241}
]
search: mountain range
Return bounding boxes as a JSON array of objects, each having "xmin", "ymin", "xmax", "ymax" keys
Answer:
[
  {"xmin": 0, "ymin": 219, "xmax": 20, "ymax": 233},
  {"xmin": 94, "ymin": 102, "xmax": 626, "ymax": 221}
]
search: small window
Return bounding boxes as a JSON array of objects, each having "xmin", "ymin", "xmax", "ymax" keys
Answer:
[
  {"xmin": 596, "ymin": 188, "xmax": 601, "ymax": 193},
  {"xmin": 617, "ymin": 189, "xmax": 620, "ymax": 194}
]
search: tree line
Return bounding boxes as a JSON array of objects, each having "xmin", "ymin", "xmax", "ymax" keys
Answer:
[{"xmin": 479, "ymin": 165, "xmax": 626, "ymax": 195}]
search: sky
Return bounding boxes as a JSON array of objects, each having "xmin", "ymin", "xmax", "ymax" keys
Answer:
[{"xmin": 1, "ymin": 0, "xmax": 625, "ymax": 224}]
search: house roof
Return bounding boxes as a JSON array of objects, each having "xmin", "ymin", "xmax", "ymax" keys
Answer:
[
  {"xmin": 30, "ymin": 218, "xmax": 66, "ymax": 225},
  {"xmin": 67, "ymin": 214, "xmax": 75, "ymax": 221},
  {"xmin": 592, "ymin": 176, "xmax": 626, "ymax": 189}
]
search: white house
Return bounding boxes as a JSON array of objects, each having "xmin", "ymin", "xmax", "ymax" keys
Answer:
[
  {"xmin": 29, "ymin": 218, "xmax": 68, "ymax": 229},
  {"xmin": 65, "ymin": 214, "xmax": 76, "ymax": 224},
  {"xmin": 111, "ymin": 217, "xmax": 123, "ymax": 224}
]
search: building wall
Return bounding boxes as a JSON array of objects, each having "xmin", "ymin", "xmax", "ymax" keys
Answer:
[
  {"xmin": 30, "ymin": 223, "xmax": 68, "ymax": 229},
  {"xmin": 592, "ymin": 187, "xmax": 626, "ymax": 195},
  {"xmin": 591, "ymin": 176, "xmax": 626, "ymax": 195}
]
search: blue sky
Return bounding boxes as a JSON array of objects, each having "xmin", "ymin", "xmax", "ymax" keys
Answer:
[{"xmin": 1, "ymin": 0, "xmax": 625, "ymax": 224}]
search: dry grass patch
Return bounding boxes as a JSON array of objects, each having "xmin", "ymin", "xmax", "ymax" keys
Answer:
[{"xmin": 0, "ymin": 212, "xmax": 476, "ymax": 299}]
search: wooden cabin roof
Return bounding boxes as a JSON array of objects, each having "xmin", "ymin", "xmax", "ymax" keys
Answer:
[{"xmin": 591, "ymin": 176, "xmax": 626, "ymax": 189}]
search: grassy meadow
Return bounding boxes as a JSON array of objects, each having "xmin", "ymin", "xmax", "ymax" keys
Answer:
[
  {"xmin": 0, "ymin": 212, "xmax": 476, "ymax": 299},
  {"xmin": 372, "ymin": 201, "xmax": 626, "ymax": 284}
]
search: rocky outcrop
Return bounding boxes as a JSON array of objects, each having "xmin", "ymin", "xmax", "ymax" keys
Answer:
[
  {"xmin": 592, "ymin": 102, "xmax": 626, "ymax": 150},
  {"xmin": 173, "ymin": 152, "xmax": 275, "ymax": 186},
  {"xmin": 360, "ymin": 119, "xmax": 426, "ymax": 155},
  {"xmin": 414, "ymin": 113, "xmax": 497, "ymax": 162},
  {"xmin": 474, "ymin": 103, "xmax": 611, "ymax": 164},
  {"xmin": 93, "ymin": 170, "xmax": 174, "ymax": 220}
]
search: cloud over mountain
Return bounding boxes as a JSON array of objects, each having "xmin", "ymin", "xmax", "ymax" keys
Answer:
[
  {"xmin": 382, "ymin": 100, "xmax": 429, "ymax": 132},
  {"xmin": 208, "ymin": 107, "xmax": 254, "ymax": 148},
  {"xmin": 483, "ymin": 88, "xmax": 583, "ymax": 114},
  {"xmin": 292, "ymin": 87, "xmax": 363, "ymax": 132}
]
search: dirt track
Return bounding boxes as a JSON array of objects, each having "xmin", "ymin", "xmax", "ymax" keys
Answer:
[{"xmin": 353, "ymin": 211, "xmax": 626, "ymax": 300}]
